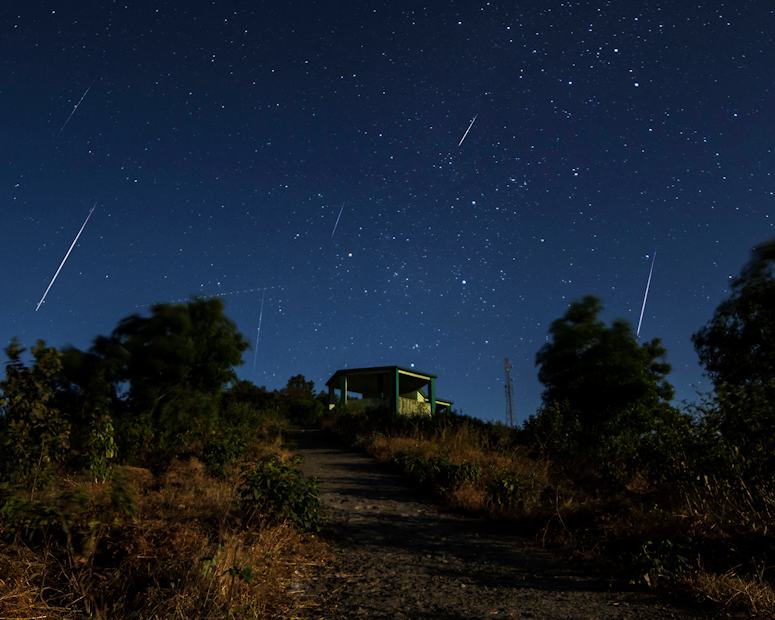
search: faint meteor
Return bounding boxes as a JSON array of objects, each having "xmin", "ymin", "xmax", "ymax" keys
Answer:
[
  {"xmin": 457, "ymin": 113, "xmax": 478, "ymax": 147},
  {"xmin": 57, "ymin": 83, "xmax": 93, "ymax": 135},
  {"xmin": 134, "ymin": 284, "xmax": 282, "ymax": 308},
  {"xmin": 636, "ymin": 250, "xmax": 657, "ymax": 338},
  {"xmin": 35, "ymin": 203, "xmax": 96, "ymax": 312},
  {"xmin": 252, "ymin": 291, "xmax": 266, "ymax": 372},
  {"xmin": 331, "ymin": 204, "xmax": 344, "ymax": 239}
]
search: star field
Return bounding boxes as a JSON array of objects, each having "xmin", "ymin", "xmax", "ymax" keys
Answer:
[{"xmin": 2, "ymin": 2, "xmax": 773, "ymax": 421}]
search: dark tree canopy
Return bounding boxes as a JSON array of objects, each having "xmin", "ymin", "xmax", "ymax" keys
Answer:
[
  {"xmin": 110, "ymin": 298, "xmax": 248, "ymax": 407},
  {"xmin": 535, "ymin": 296, "xmax": 674, "ymax": 437},
  {"xmin": 88, "ymin": 298, "xmax": 249, "ymax": 463},
  {"xmin": 283, "ymin": 374, "xmax": 315, "ymax": 401},
  {"xmin": 692, "ymin": 238, "xmax": 775, "ymax": 388}
]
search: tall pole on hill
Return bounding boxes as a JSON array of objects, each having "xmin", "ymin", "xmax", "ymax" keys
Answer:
[{"xmin": 504, "ymin": 357, "xmax": 515, "ymax": 427}]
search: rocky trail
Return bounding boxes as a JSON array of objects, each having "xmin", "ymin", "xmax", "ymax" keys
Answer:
[{"xmin": 291, "ymin": 430, "xmax": 700, "ymax": 619}]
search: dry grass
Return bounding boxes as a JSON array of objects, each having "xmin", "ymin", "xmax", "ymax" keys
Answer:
[
  {"xmin": 0, "ymin": 456, "xmax": 329, "ymax": 619},
  {"xmin": 687, "ymin": 569, "xmax": 775, "ymax": 617},
  {"xmin": 338, "ymin": 413, "xmax": 775, "ymax": 617},
  {"xmin": 449, "ymin": 483, "xmax": 487, "ymax": 512}
]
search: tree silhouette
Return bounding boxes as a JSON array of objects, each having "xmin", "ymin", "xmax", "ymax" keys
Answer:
[
  {"xmin": 101, "ymin": 298, "xmax": 248, "ymax": 463},
  {"xmin": 692, "ymin": 238, "xmax": 775, "ymax": 482},
  {"xmin": 534, "ymin": 296, "xmax": 674, "ymax": 443},
  {"xmin": 693, "ymin": 237, "xmax": 775, "ymax": 388}
]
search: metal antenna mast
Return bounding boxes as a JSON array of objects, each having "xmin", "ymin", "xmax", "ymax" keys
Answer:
[{"xmin": 504, "ymin": 357, "xmax": 515, "ymax": 427}]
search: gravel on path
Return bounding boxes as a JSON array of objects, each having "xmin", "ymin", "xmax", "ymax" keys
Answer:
[{"xmin": 291, "ymin": 430, "xmax": 701, "ymax": 619}]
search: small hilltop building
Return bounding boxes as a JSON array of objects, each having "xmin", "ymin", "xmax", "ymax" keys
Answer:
[{"xmin": 326, "ymin": 365, "xmax": 452, "ymax": 416}]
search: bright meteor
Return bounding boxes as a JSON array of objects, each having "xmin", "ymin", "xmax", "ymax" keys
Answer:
[
  {"xmin": 457, "ymin": 113, "xmax": 478, "ymax": 147},
  {"xmin": 35, "ymin": 203, "xmax": 96, "ymax": 312},
  {"xmin": 636, "ymin": 250, "xmax": 657, "ymax": 338},
  {"xmin": 57, "ymin": 83, "xmax": 93, "ymax": 135}
]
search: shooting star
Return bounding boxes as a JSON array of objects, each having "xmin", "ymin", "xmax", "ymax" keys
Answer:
[
  {"xmin": 252, "ymin": 291, "xmax": 266, "ymax": 372},
  {"xmin": 457, "ymin": 113, "xmax": 478, "ymax": 148},
  {"xmin": 330, "ymin": 204, "xmax": 344, "ymax": 239},
  {"xmin": 57, "ymin": 83, "xmax": 93, "ymax": 135},
  {"xmin": 35, "ymin": 203, "xmax": 96, "ymax": 312},
  {"xmin": 636, "ymin": 250, "xmax": 657, "ymax": 338}
]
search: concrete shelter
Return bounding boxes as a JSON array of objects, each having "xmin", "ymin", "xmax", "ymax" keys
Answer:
[{"xmin": 326, "ymin": 365, "xmax": 452, "ymax": 415}]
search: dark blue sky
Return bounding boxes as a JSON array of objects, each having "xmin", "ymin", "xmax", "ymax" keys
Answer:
[{"xmin": 2, "ymin": 2, "xmax": 773, "ymax": 422}]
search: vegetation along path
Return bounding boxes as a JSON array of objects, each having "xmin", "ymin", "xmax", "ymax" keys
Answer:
[{"xmin": 291, "ymin": 430, "xmax": 699, "ymax": 620}]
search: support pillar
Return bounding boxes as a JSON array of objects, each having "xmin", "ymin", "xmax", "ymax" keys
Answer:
[
  {"xmin": 339, "ymin": 374, "xmax": 348, "ymax": 408},
  {"xmin": 429, "ymin": 377, "xmax": 437, "ymax": 415},
  {"xmin": 393, "ymin": 368, "xmax": 400, "ymax": 414}
]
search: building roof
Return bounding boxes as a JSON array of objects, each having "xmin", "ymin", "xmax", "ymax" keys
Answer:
[
  {"xmin": 327, "ymin": 365, "xmax": 448, "ymax": 398},
  {"xmin": 325, "ymin": 365, "xmax": 437, "ymax": 388}
]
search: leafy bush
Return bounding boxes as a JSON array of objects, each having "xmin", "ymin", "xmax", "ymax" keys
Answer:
[
  {"xmin": 391, "ymin": 452, "xmax": 429, "ymax": 484},
  {"xmin": 86, "ymin": 414, "xmax": 117, "ymax": 482},
  {"xmin": 0, "ymin": 340, "xmax": 70, "ymax": 493},
  {"xmin": 0, "ymin": 490, "xmax": 85, "ymax": 544},
  {"xmin": 631, "ymin": 538, "xmax": 691, "ymax": 588},
  {"xmin": 485, "ymin": 469, "xmax": 540, "ymax": 514},
  {"xmin": 203, "ymin": 432, "xmax": 245, "ymax": 477},
  {"xmin": 391, "ymin": 452, "xmax": 481, "ymax": 492},
  {"xmin": 237, "ymin": 455, "xmax": 320, "ymax": 531},
  {"xmin": 431, "ymin": 457, "xmax": 482, "ymax": 491},
  {"xmin": 0, "ymin": 476, "xmax": 136, "ymax": 549}
]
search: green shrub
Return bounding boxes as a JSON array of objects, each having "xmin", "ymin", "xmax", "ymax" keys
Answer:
[
  {"xmin": 390, "ymin": 452, "xmax": 481, "ymax": 494},
  {"xmin": 0, "ymin": 491, "xmax": 85, "ymax": 544},
  {"xmin": 203, "ymin": 432, "xmax": 245, "ymax": 477},
  {"xmin": 237, "ymin": 455, "xmax": 319, "ymax": 531},
  {"xmin": 86, "ymin": 414, "xmax": 118, "ymax": 482},
  {"xmin": 429, "ymin": 456, "xmax": 482, "ymax": 491},
  {"xmin": 391, "ymin": 452, "xmax": 430, "ymax": 484},
  {"xmin": 630, "ymin": 538, "xmax": 691, "ymax": 588},
  {"xmin": 0, "ymin": 340, "xmax": 70, "ymax": 493},
  {"xmin": 485, "ymin": 469, "xmax": 540, "ymax": 514}
]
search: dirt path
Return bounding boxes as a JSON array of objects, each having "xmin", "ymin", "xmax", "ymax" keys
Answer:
[{"xmin": 291, "ymin": 430, "xmax": 699, "ymax": 619}]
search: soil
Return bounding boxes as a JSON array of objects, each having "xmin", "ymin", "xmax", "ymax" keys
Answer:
[{"xmin": 290, "ymin": 430, "xmax": 702, "ymax": 619}]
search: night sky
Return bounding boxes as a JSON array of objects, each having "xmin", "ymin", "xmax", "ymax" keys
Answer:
[{"xmin": 3, "ymin": 2, "xmax": 773, "ymax": 423}]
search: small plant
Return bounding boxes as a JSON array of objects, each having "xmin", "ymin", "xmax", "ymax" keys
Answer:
[
  {"xmin": 87, "ymin": 414, "xmax": 117, "ymax": 482},
  {"xmin": 431, "ymin": 457, "xmax": 482, "ymax": 491},
  {"xmin": 237, "ymin": 455, "xmax": 320, "ymax": 531},
  {"xmin": 485, "ymin": 469, "xmax": 539, "ymax": 514},
  {"xmin": 632, "ymin": 538, "xmax": 691, "ymax": 588},
  {"xmin": 203, "ymin": 432, "xmax": 245, "ymax": 477}
]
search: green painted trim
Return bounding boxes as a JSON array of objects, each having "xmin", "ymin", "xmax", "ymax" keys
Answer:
[
  {"xmin": 394, "ymin": 367, "xmax": 400, "ymax": 414},
  {"xmin": 325, "ymin": 365, "xmax": 437, "ymax": 387},
  {"xmin": 339, "ymin": 374, "xmax": 347, "ymax": 407},
  {"xmin": 397, "ymin": 368, "xmax": 433, "ymax": 381}
]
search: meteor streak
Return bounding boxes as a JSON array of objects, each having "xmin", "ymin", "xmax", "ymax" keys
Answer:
[
  {"xmin": 331, "ymin": 204, "xmax": 344, "ymax": 239},
  {"xmin": 35, "ymin": 203, "xmax": 96, "ymax": 312},
  {"xmin": 636, "ymin": 250, "xmax": 657, "ymax": 338},
  {"xmin": 134, "ymin": 284, "xmax": 282, "ymax": 309},
  {"xmin": 57, "ymin": 84, "xmax": 93, "ymax": 135},
  {"xmin": 457, "ymin": 113, "xmax": 478, "ymax": 147},
  {"xmin": 252, "ymin": 291, "xmax": 265, "ymax": 372}
]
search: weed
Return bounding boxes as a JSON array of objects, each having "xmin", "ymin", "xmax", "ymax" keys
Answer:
[
  {"xmin": 237, "ymin": 455, "xmax": 320, "ymax": 532},
  {"xmin": 485, "ymin": 469, "xmax": 540, "ymax": 514}
]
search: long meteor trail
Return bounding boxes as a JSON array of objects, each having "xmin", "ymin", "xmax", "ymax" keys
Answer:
[
  {"xmin": 636, "ymin": 250, "xmax": 657, "ymax": 338},
  {"xmin": 58, "ymin": 84, "xmax": 93, "ymax": 135},
  {"xmin": 252, "ymin": 291, "xmax": 266, "ymax": 372},
  {"xmin": 35, "ymin": 203, "xmax": 96, "ymax": 312},
  {"xmin": 457, "ymin": 113, "xmax": 478, "ymax": 147},
  {"xmin": 331, "ymin": 204, "xmax": 344, "ymax": 238}
]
